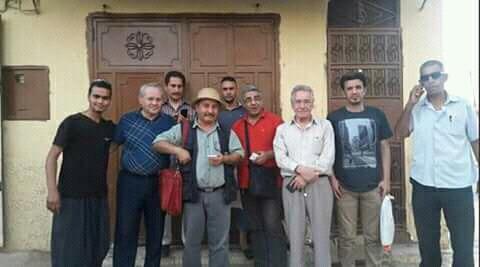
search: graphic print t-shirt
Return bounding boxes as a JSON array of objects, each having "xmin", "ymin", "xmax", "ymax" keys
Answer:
[{"xmin": 327, "ymin": 106, "xmax": 392, "ymax": 192}]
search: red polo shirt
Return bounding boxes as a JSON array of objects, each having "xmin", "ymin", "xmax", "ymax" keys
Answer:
[{"xmin": 232, "ymin": 110, "xmax": 283, "ymax": 189}]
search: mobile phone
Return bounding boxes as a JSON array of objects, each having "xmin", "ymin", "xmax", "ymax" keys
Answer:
[
  {"xmin": 286, "ymin": 179, "xmax": 296, "ymax": 193},
  {"xmin": 180, "ymin": 109, "xmax": 189, "ymax": 118},
  {"xmin": 207, "ymin": 154, "xmax": 218, "ymax": 159}
]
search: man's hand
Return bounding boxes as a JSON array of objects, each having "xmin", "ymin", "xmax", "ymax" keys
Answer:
[
  {"xmin": 329, "ymin": 175, "xmax": 343, "ymax": 199},
  {"xmin": 176, "ymin": 148, "xmax": 192, "ymax": 164},
  {"xmin": 177, "ymin": 113, "xmax": 188, "ymax": 124},
  {"xmin": 46, "ymin": 189, "xmax": 61, "ymax": 213},
  {"xmin": 296, "ymin": 165, "xmax": 320, "ymax": 183},
  {"xmin": 378, "ymin": 180, "xmax": 391, "ymax": 198},
  {"xmin": 408, "ymin": 85, "xmax": 424, "ymax": 105},
  {"xmin": 292, "ymin": 175, "xmax": 307, "ymax": 190},
  {"xmin": 253, "ymin": 151, "xmax": 270, "ymax": 165},
  {"xmin": 209, "ymin": 154, "xmax": 223, "ymax": 166}
]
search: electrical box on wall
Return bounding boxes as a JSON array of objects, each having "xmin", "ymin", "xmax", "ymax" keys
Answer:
[{"xmin": 2, "ymin": 66, "xmax": 50, "ymax": 120}]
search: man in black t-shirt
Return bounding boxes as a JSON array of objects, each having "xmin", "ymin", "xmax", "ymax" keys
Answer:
[
  {"xmin": 327, "ymin": 72, "xmax": 392, "ymax": 267},
  {"xmin": 45, "ymin": 80, "xmax": 115, "ymax": 267}
]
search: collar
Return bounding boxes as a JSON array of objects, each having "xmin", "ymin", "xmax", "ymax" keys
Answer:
[
  {"xmin": 290, "ymin": 116, "xmax": 318, "ymax": 129},
  {"xmin": 192, "ymin": 119, "xmax": 220, "ymax": 130},
  {"xmin": 241, "ymin": 110, "xmax": 266, "ymax": 124},
  {"xmin": 224, "ymin": 103, "xmax": 243, "ymax": 112},
  {"xmin": 137, "ymin": 108, "xmax": 162, "ymax": 121},
  {"xmin": 420, "ymin": 92, "xmax": 459, "ymax": 107},
  {"xmin": 163, "ymin": 99, "xmax": 190, "ymax": 109}
]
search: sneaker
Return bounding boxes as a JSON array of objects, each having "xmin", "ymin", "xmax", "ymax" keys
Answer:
[{"xmin": 161, "ymin": 245, "xmax": 170, "ymax": 258}]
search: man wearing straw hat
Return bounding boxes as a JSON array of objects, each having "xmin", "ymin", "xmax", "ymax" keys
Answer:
[{"xmin": 153, "ymin": 87, "xmax": 244, "ymax": 267}]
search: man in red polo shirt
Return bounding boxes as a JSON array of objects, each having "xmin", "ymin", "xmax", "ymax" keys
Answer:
[{"xmin": 232, "ymin": 84, "xmax": 287, "ymax": 267}]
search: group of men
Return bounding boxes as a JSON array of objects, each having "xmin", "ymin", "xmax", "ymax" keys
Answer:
[{"xmin": 46, "ymin": 59, "xmax": 478, "ymax": 267}]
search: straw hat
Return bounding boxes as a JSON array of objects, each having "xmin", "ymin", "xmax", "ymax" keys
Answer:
[{"xmin": 192, "ymin": 87, "xmax": 223, "ymax": 106}]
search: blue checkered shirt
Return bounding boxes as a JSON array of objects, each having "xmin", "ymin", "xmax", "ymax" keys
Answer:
[{"xmin": 114, "ymin": 110, "xmax": 175, "ymax": 175}]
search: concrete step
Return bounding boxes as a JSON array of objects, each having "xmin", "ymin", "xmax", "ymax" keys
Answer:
[
  {"xmin": 99, "ymin": 242, "xmax": 467, "ymax": 267},
  {"xmin": 102, "ymin": 246, "xmax": 253, "ymax": 267},
  {"xmin": 0, "ymin": 241, "xmax": 476, "ymax": 267}
]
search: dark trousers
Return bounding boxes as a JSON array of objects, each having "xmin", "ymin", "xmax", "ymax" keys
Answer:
[
  {"xmin": 51, "ymin": 197, "xmax": 110, "ymax": 267},
  {"xmin": 113, "ymin": 171, "xmax": 165, "ymax": 267},
  {"xmin": 242, "ymin": 190, "xmax": 287, "ymax": 267},
  {"xmin": 411, "ymin": 179, "xmax": 474, "ymax": 267}
]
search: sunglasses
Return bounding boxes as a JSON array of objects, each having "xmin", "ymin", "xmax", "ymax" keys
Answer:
[{"xmin": 419, "ymin": 72, "xmax": 444, "ymax": 82}]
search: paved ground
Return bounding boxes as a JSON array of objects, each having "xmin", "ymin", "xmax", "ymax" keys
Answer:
[
  {"xmin": 0, "ymin": 193, "xmax": 477, "ymax": 266},
  {"xmin": 0, "ymin": 243, "xmax": 477, "ymax": 267}
]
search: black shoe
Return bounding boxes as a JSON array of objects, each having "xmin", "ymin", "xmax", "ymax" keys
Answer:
[
  {"xmin": 242, "ymin": 248, "xmax": 254, "ymax": 260},
  {"xmin": 161, "ymin": 245, "xmax": 170, "ymax": 258}
]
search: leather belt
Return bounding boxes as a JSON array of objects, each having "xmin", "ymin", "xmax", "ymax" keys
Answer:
[{"xmin": 197, "ymin": 185, "xmax": 225, "ymax": 193}]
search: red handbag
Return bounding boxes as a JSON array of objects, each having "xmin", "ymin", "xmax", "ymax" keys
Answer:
[
  {"xmin": 159, "ymin": 167, "xmax": 183, "ymax": 216},
  {"xmin": 158, "ymin": 120, "xmax": 190, "ymax": 216}
]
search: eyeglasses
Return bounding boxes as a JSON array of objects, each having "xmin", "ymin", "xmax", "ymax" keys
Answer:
[
  {"xmin": 244, "ymin": 95, "xmax": 262, "ymax": 104},
  {"xmin": 419, "ymin": 72, "xmax": 444, "ymax": 82}
]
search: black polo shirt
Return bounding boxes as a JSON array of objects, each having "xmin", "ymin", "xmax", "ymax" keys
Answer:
[{"xmin": 53, "ymin": 113, "xmax": 115, "ymax": 198}]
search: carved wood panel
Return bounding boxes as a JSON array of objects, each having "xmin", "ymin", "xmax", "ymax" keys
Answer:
[
  {"xmin": 190, "ymin": 23, "xmax": 230, "ymax": 69},
  {"xmin": 328, "ymin": 0, "xmax": 399, "ymax": 27},
  {"xmin": 188, "ymin": 20, "xmax": 277, "ymax": 113},
  {"xmin": 94, "ymin": 21, "xmax": 183, "ymax": 71}
]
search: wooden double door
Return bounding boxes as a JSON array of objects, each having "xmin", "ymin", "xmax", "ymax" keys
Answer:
[{"xmin": 87, "ymin": 13, "xmax": 280, "ymax": 244}]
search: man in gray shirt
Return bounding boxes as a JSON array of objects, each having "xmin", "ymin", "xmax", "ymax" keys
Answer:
[{"xmin": 153, "ymin": 87, "xmax": 244, "ymax": 267}]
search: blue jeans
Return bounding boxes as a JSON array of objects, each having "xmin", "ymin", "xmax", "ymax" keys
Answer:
[
  {"xmin": 232, "ymin": 207, "xmax": 251, "ymax": 233},
  {"xmin": 242, "ymin": 190, "xmax": 287, "ymax": 267},
  {"xmin": 113, "ymin": 171, "xmax": 165, "ymax": 267},
  {"xmin": 411, "ymin": 178, "xmax": 474, "ymax": 267}
]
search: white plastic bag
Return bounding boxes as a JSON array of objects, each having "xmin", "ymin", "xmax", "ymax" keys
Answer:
[{"xmin": 380, "ymin": 194, "xmax": 395, "ymax": 252}]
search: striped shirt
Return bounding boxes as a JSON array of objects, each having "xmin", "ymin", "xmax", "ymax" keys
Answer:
[{"xmin": 160, "ymin": 100, "xmax": 195, "ymax": 121}]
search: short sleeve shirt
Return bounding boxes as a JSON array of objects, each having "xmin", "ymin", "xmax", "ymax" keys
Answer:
[
  {"xmin": 232, "ymin": 111, "xmax": 283, "ymax": 189},
  {"xmin": 114, "ymin": 110, "xmax": 175, "ymax": 175},
  {"xmin": 218, "ymin": 105, "xmax": 246, "ymax": 131},
  {"xmin": 53, "ymin": 113, "xmax": 115, "ymax": 197},
  {"xmin": 153, "ymin": 120, "xmax": 244, "ymax": 188},
  {"xmin": 327, "ymin": 106, "xmax": 393, "ymax": 192},
  {"xmin": 409, "ymin": 95, "xmax": 479, "ymax": 188}
]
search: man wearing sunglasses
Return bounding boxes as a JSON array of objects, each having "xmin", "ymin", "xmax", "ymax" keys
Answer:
[{"xmin": 396, "ymin": 60, "xmax": 479, "ymax": 267}]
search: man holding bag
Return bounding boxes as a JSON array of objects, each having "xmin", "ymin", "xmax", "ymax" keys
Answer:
[
  {"xmin": 232, "ymin": 85, "xmax": 287, "ymax": 267},
  {"xmin": 153, "ymin": 87, "xmax": 244, "ymax": 267},
  {"xmin": 327, "ymin": 72, "xmax": 392, "ymax": 267}
]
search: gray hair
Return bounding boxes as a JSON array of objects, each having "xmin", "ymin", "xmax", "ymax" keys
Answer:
[
  {"xmin": 240, "ymin": 84, "xmax": 262, "ymax": 104},
  {"xmin": 290, "ymin": 84, "xmax": 314, "ymax": 105},
  {"xmin": 138, "ymin": 82, "xmax": 163, "ymax": 97}
]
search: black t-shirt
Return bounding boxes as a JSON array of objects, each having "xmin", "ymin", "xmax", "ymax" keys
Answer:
[
  {"xmin": 53, "ymin": 113, "xmax": 115, "ymax": 197},
  {"xmin": 327, "ymin": 106, "xmax": 392, "ymax": 192}
]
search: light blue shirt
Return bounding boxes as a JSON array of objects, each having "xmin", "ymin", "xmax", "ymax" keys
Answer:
[
  {"xmin": 410, "ymin": 94, "xmax": 478, "ymax": 188},
  {"xmin": 152, "ymin": 120, "xmax": 244, "ymax": 188}
]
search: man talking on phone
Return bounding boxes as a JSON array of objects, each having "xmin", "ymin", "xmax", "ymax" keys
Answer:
[{"xmin": 396, "ymin": 59, "xmax": 479, "ymax": 267}]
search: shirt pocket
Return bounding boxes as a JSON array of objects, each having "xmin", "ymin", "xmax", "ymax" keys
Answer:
[
  {"xmin": 446, "ymin": 112, "xmax": 466, "ymax": 137},
  {"xmin": 311, "ymin": 135, "xmax": 324, "ymax": 155},
  {"xmin": 213, "ymin": 140, "xmax": 222, "ymax": 154}
]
